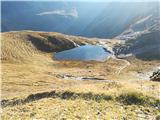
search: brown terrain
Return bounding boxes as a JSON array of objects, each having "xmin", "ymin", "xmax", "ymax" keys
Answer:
[{"xmin": 1, "ymin": 31, "xmax": 160, "ymax": 120}]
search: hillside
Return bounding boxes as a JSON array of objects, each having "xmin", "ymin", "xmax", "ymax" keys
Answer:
[
  {"xmin": 114, "ymin": 30, "xmax": 160, "ymax": 60},
  {"xmin": 1, "ymin": 31, "xmax": 96, "ymax": 62},
  {"xmin": 1, "ymin": 1, "xmax": 160, "ymax": 119},
  {"xmin": 1, "ymin": 31, "xmax": 160, "ymax": 119},
  {"xmin": 126, "ymin": 31, "xmax": 160, "ymax": 60},
  {"xmin": 116, "ymin": 9, "xmax": 160, "ymax": 40}
]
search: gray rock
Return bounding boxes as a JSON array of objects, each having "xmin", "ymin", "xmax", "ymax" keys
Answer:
[{"xmin": 150, "ymin": 69, "xmax": 160, "ymax": 82}]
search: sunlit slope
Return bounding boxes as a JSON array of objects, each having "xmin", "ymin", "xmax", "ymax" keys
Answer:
[
  {"xmin": 1, "ymin": 31, "xmax": 95, "ymax": 62},
  {"xmin": 1, "ymin": 32, "xmax": 37, "ymax": 62}
]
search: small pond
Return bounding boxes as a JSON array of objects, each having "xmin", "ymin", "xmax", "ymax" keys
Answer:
[{"xmin": 54, "ymin": 45, "xmax": 112, "ymax": 61}]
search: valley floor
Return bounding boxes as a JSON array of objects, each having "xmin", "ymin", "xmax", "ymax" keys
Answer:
[{"xmin": 1, "ymin": 53, "xmax": 160, "ymax": 120}]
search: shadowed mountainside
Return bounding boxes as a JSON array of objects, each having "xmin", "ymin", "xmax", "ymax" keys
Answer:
[
  {"xmin": 2, "ymin": 2, "xmax": 158, "ymax": 38},
  {"xmin": 114, "ymin": 30, "xmax": 160, "ymax": 60}
]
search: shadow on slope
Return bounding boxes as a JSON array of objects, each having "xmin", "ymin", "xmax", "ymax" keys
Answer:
[
  {"xmin": 1, "ymin": 90, "xmax": 159, "ymax": 109},
  {"xmin": 114, "ymin": 31, "xmax": 160, "ymax": 61},
  {"xmin": 128, "ymin": 31, "xmax": 160, "ymax": 61}
]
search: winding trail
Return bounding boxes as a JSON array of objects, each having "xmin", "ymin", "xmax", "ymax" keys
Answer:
[
  {"xmin": 116, "ymin": 58, "xmax": 131, "ymax": 75},
  {"xmin": 97, "ymin": 40, "xmax": 131, "ymax": 75}
]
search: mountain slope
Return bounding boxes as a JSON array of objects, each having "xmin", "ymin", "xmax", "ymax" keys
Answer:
[
  {"xmin": 2, "ymin": 2, "xmax": 158, "ymax": 38},
  {"xmin": 2, "ymin": 31, "xmax": 160, "ymax": 120},
  {"xmin": 114, "ymin": 30, "xmax": 160, "ymax": 60},
  {"xmin": 1, "ymin": 31, "xmax": 95, "ymax": 62},
  {"xmin": 127, "ymin": 31, "xmax": 160, "ymax": 60},
  {"xmin": 116, "ymin": 8, "xmax": 160, "ymax": 40}
]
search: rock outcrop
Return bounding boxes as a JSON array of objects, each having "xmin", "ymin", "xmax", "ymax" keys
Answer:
[{"xmin": 150, "ymin": 69, "xmax": 160, "ymax": 82}]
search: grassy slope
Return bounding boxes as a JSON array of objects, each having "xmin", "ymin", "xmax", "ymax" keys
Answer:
[
  {"xmin": 1, "ymin": 31, "xmax": 97, "ymax": 62},
  {"xmin": 1, "ymin": 31, "xmax": 160, "ymax": 120}
]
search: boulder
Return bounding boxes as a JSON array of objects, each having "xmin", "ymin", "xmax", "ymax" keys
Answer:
[{"xmin": 150, "ymin": 69, "xmax": 160, "ymax": 82}]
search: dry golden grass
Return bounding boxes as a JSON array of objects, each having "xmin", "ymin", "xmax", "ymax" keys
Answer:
[
  {"xmin": 2, "ymin": 97, "xmax": 159, "ymax": 120},
  {"xmin": 1, "ymin": 32, "xmax": 37, "ymax": 63},
  {"xmin": 1, "ymin": 31, "xmax": 160, "ymax": 120}
]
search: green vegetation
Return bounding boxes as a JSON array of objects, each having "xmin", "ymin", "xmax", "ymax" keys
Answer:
[
  {"xmin": 117, "ymin": 92, "xmax": 160, "ymax": 107},
  {"xmin": 2, "ymin": 90, "xmax": 159, "ymax": 109}
]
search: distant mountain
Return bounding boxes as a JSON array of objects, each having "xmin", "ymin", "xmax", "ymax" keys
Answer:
[
  {"xmin": 2, "ymin": 1, "xmax": 159, "ymax": 38},
  {"xmin": 82, "ymin": 2, "xmax": 159, "ymax": 38},
  {"xmin": 113, "ymin": 8, "xmax": 160, "ymax": 60},
  {"xmin": 116, "ymin": 7, "xmax": 160, "ymax": 40}
]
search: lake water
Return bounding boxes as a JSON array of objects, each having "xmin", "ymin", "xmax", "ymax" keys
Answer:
[{"xmin": 54, "ymin": 45, "xmax": 112, "ymax": 61}]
